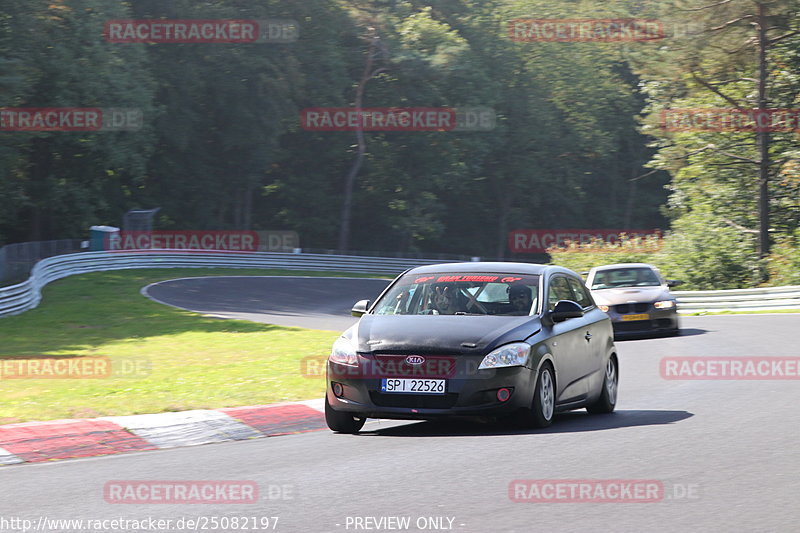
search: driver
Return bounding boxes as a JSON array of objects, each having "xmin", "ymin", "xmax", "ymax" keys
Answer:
[{"xmin": 508, "ymin": 283, "xmax": 533, "ymax": 315}]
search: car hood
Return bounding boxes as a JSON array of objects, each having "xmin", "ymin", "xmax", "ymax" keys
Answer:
[
  {"xmin": 591, "ymin": 286, "xmax": 672, "ymax": 305},
  {"xmin": 347, "ymin": 314, "xmax": 541, "ymax": 355}
]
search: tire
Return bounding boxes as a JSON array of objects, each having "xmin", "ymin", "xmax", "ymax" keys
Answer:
[
  {"xmin": 518, "ymin": 363, "xmax": 555, "ymax": 428},
  {"xmin": 669, "ymin": 316, "xmax": 681, "ymax": 336},
  {"xmin": 586, "ymin": 356, "xmax": 618, "ymax": 414},
  {"xmin": 325, "ymin": 397, "xmax": 366, "ymax": 433}
]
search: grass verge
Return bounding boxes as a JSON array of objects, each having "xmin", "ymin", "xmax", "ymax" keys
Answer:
[{"xmin": 0, "ymin": 268, "xmax": 388, "ymax": 424}]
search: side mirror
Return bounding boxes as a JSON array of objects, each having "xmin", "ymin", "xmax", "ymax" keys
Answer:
[
  {"xmin": 667, "ymin": 280, "xmax": 683, "ymax": 288},
  {"xmin": 351, "ymin": 299, "xmax": 370, "ymax": 317},
  {"xmin": 548, "ymin": 300, "xmax": 584, "ymax": 323}
]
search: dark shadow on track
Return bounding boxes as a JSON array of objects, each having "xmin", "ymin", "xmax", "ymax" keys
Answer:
[
  {"xmin": 359, "ymin": 410, "xmax": 694, "ymax": 437},
  {"xmin": 615, "ymin": 328, "xmax": 708, "ymax": 341},
  {"xmin": 674, "ymin": 328, "xmax": 707, "ymax": 337}
]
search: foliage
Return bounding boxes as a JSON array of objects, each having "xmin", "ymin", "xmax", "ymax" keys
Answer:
[
  {"xmin": 0, "ymin": 0, "xmax": 669, "ymax": 253},
  {"xmin": 549, "ymin": 206, "xmax": 762, "ymax": 290},
  {"xmin": 2, "ymin": 1, "xmax": 798, "ymax": 287},
  {"xmin": 766, "ymin": 229, "xmax": 800, "ymax": 286},
  {"xmin": 547, "ymin": 234, "xmax": 665, "ymax": 276}
]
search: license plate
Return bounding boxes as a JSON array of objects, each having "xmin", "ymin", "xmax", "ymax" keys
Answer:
[
  {"xmin": 621, "ymin": 313, "xmax": 649, "ymax": 321},
  {"xmin": 381, "ymin": 378, "xmax": 446, "ymax": 394}
]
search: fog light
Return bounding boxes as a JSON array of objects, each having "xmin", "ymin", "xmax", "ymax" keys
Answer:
[
  {"xmin": 332, "ymin": 382, "xmax": 344, "ymax": 397},
  {"xmin": 497, "ymin": 388, "xmax": 512, "ymax": 402}
]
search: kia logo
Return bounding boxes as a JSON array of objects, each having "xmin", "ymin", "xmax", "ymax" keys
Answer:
[{"xmin": 405, "ymin": 355, "xmax": 425, "ymax": 365}]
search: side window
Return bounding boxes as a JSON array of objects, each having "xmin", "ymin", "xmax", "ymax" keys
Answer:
[
  {"xmin": 547, "ymin": 276, "xmax": 574, "ymax": 310},
  {"xmin": 568, "ymin": 277, "xmax": 593, "ymax": 309}
]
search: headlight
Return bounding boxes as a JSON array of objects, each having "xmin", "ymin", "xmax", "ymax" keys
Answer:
[
  {"xmin": 329, "ymin": 337, "xmax": 358, "ymax": 366},
  {"xmin": 654, "ymin": 300, "xmax": 676, "ymax": 310},
  {"xmin": 598, "ymin": 305, "xmax": 609, "ymax": 312},
  {"xmin": 479, "ymin": 342, "xmax": 531, "ymax": 369}
]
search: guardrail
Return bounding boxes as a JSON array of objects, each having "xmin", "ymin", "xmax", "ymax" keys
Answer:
[
  {"xmin": 674, "ymin": 286, "xmax": 800, "ymax": 314},
  {"xmin": 1, "ymin": 251, "xmax": 798, "ymax": 318},
  {"xmin": 0, "ymin": 250, "xmax": 458, "ymax": 318},
  {"xmin": 0, "ymin": 238, "xmax": 83, "ymax": 284}
]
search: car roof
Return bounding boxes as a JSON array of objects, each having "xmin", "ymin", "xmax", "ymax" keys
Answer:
[
  {"xmin": 405, "ymin": 262, "xmax": 579, "ymax": 277},
  {"xmin": 589, "ymin": 263, "xmax": 657, "ymax": 272}
]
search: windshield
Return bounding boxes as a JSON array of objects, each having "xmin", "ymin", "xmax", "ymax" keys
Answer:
[
  {"xmin": 591, "ymin": 268, "xmax": 662, "ymax": 289},
  {"xmin": 373, "ymin": 273, "xmax": 540, "ymax": 316}
]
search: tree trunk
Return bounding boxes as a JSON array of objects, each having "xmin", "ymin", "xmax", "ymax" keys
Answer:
[
  {"xmin": 337, "ymin": 35, "xmax": 384, "ymax": 252},
  {"xmin": 624, "ymin": 170, "xmax": 638, "ymax": 229},
  {"xmin": 337, "ymin": 129, "xmax": 366, "ymax": 252},
  {"xmin": 243, "ymin": 183, "xmax": 254, "ymax": 230},
  {"xmin": 756, "ymin": 2, "xmax": 770, "ymax": 258},
  {"xmin": 495, "ymin": 188, "xmax": 510, "ymax": 260}
]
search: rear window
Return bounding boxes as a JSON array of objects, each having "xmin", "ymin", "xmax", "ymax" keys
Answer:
[{"xmin": 373, "ymin": 273, "xmax": 539, "ymax": 316}]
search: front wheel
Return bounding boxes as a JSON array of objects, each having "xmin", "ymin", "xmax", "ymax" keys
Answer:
[
  {"xmin": 518, "ymin": 364, "xmax": 555, "ymax": 428},
  {"xmin": 587, "ymin": 356, "xmax": 618, "ymax": 414},
  {"xmin": 325, "ymin": 397, "xmax": 366, "ymax": 433}
]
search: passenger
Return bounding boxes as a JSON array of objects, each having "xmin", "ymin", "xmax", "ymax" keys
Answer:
[{"xmin": 431, "ymin": 284, "xmax": 464, "ymax": 315}]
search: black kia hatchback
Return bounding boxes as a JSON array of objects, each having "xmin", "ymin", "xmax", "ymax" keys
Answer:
[{"xmin": 325, "ymin": 262, "xmax": 618, "ymax": 433}]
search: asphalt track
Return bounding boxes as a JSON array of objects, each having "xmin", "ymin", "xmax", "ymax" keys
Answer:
[
  {"xmin": 143, "ymin": 276, "xmax": 392, "ymax": 330},
  {"xmin": 2, "ymin": 277, "xmax": 800, "ymax": 532}
]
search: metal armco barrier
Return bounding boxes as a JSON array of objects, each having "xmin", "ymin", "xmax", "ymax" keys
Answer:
[
  {"xmin": 0, "ymin": 251, "xmax": 455, "ymax": 318},
  {"xmin": 0, "ymin": 251, "xmax": 798, "ymax": 317},
  {"xmin": 673, "ymin": 286, "xmax": 800, "ymax": 314}
]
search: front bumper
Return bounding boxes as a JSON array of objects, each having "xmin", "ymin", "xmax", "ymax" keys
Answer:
[
  {"xmin": 608, "ymin": 307, "xmax": 679, "ymax": 337},
  {"xmin": 326, "ymin": 357, "xmax": 536, "ymax": 420}
]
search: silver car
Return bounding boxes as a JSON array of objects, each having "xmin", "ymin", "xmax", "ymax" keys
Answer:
[{"xmin": 585, "ymin": 263, "xmax": 681, "ymax": 338}]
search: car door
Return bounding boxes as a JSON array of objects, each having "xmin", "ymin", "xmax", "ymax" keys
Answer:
[
  {"xmin": 567, "ymin": 276, "xmax": 607, "ymax": 392},
  {"xmin": 545, "ymin": 274, "xmax": 590, "ymax": 403}
]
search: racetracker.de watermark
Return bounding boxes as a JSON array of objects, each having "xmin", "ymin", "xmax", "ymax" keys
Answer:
[
  {"xmin": 104, "ymin": 19, "xmax": 298, "ymax": 43},
  {"xmin": 0, "ymin": 108, "xmax": 142, "ymax": 132},
  {"xmin": 508, "ymin": 229, "xmax": 662, "ymax": 254},
  {"xmin": 0, "ymin": 516, "xmax": 280, "ymax": 532},
  {"xmin": 106, "ymin": 230, "xmax": 260, "ymax": 252},
  {"xmin": 0, "ymin": 357, "xmax": 151, "ymax": 379},
  {"xmin": 508, "ymin": 19, "xmax": 665, "ymax": 42},
  {"xmin": 661, "ymin": 357, "xmax": 800, "ymax": 380},
  {"xmin": 509, "ymin": 480, "xmax": 700, "ymax": 503},
  {"xmin": 302, "ymin": 355, "xmax": 458, "ymax": 379},
  {"xmin": 103, "ymin": 481, "xmax": 261, "ymax": 504},
  {"xmin": 300, "ymin": 107, "xmax": 495, "ymax": 132},
  {"xmin": 661, "ymin": 108, "xmax": 800, "ymax": 132}
]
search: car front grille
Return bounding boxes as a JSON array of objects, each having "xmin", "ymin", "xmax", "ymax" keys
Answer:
[
  {"xmin": 614, "ymin": 321, "xmax": 654, "ymax": 332},
  {"xmin": 369, "ymin": 391, "xmax": 459, "ymax": 409},
  {"xmin": 614, "ymin": 302, "xmax": 651, "ymax": 314},
  {"xmin": 367, "ymin": 354, "xmax": 456, "ymax": 378},
  {"xmin": 614, "ymin": 318, "xmax": 673, "ymax": 332}
]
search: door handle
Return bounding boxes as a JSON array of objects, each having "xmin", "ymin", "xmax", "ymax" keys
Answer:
[{"xmin": 584, "ymin": 332, "xmax": 592, "ymax": 341}]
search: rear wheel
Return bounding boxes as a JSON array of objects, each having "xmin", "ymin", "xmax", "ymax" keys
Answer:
[
  {"xmin": 587, "ymin": 356, "xmax": 618, "ymax": 414},
  {"xmin": 519, "ymin": 363, "xmax": 555, "ymax": 428},
  {"xmin": 325, "ymin": 397, "xmax": 366, "ymax": 433}
]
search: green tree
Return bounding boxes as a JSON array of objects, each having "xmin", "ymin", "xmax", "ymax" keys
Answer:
[
  {"xmin": 637, "ymin": 0, "xmax": 800, "ymax": 268},
  {"xmin": 0, "ymin": 0, "xmax": 156, "ymax": 241}
]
